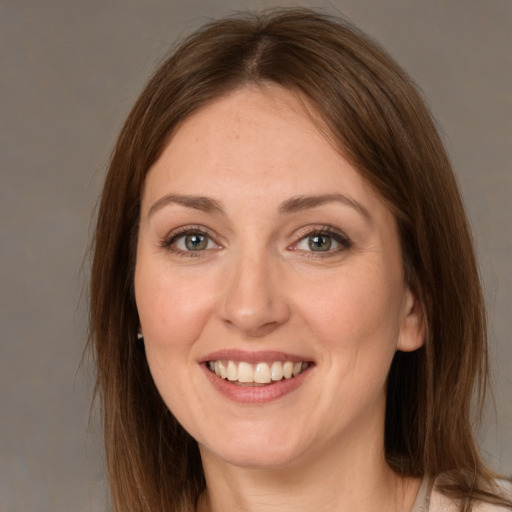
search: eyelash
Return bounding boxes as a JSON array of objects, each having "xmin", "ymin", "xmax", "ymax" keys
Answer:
[
  {"xmin": 160, "ymin": 224, "xmax": 352, "ymax": 258},
  {"xmin": 291, "ymin": 225, "xmax": 352, "ymax": 258},
  {"xmin": 161, "ymin": 225, "xmax": 220, "ymax": 258}
]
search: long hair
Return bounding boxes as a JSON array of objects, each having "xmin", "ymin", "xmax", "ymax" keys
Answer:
[{"xmin": 88, "ymin": 8, "xmax": 509, "ymax": 511}]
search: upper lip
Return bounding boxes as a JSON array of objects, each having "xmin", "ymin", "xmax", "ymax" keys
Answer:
[{"xmin": 199, "ymin": 349, "xmax": 313, "ymax": 365}]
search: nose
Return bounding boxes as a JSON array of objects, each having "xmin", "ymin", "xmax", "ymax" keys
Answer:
[{"xmin": 218, "ymin": 249, "xmax": 291, "ymax": 337}]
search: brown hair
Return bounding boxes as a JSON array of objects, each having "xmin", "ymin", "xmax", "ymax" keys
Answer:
[{"xmin": 88, "ymin": 8, "xmax": 509, "ymax": 512}]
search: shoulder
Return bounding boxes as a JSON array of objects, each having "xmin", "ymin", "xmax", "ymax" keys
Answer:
[{"xmin": 429, "ymin": 479, "xmax": 512, "ymax": 512}]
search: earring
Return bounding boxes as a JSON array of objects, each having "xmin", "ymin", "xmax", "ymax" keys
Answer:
[{"xmin": 137, "ymin": 332, "xmax": 144, "ymax": 341}]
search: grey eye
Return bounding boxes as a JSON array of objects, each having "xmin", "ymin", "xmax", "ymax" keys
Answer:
[
  {"xmin": 308, "ymin": 234, "xmax": 332, "ymax": 251},
  {"xmin": 184, "ymin": 233, "xmax": 209, "ymax": 251}
]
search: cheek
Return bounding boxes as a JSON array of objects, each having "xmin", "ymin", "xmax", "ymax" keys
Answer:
[
  {"xmin": 297, "ymin": 264, "xmax": 403, "ymax": 349},
  {"xmin": 134, "ymin": 258, "xmax": 217, "ymax": 355},
  {"xmin": 134, "ymin": 260, "xmax": 218, "ymax": 417},
  {"xmin": 294, "ymin": 262, "xmax": 404, "ymax": 406}
]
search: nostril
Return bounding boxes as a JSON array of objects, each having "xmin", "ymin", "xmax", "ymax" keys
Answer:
[
  {"xmin": 222, "ymin": 317, "xmax": 286, "ymax": 338},
  {"xmin": 218, "ymin": 260, "xmax": 291, "ymax": 334}
]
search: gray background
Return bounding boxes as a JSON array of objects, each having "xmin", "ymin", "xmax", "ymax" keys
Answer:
[{"xmin": 1, "ymin": 1, "xmax": 510, "ymax": 511}]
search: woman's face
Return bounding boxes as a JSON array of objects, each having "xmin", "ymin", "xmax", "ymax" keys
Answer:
[{"xmin": 135, "ymin": 85, "xmax": 423, "ymax": 469}]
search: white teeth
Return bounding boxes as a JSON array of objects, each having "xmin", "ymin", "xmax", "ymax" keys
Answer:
[
  {"xmin": 218, "ymin": 360, "xmax": 227, "ymax": 379},
  {"xmin": 208, "ymin": 359, "xmax": 309, "ymax": 384},
  {"xmin": 270, "ymin": 361, "xmax": 284, "ymax": 381},
  {"xmin": 227, "ymin": 361, "xmax": 237, "ymax": 381},
  {"xmin": 237, "ymin": 362, "xmax": 253, "ymax": 383},
  {"xmin": 283, "ymin": 361, "xmax": 293, "ymax": 379},
  {"xmin": 254, "ymin": 363, "xmax": 271, "ymax": 384}
]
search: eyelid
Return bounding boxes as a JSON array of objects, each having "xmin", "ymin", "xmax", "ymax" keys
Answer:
[
  {"xmin": 289, "ymin": 224, "xmax": 352, "ymax": 254},
  {"xmin": 160, "ymin": 223, "xmax": 351, "ymax": 258},
  {"xmin": 161, "ymin": 225, "xmax": 222, "ymax": 254}
]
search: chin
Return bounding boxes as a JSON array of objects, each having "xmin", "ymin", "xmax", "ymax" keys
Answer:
[
  {"xmin": 206, "ymin": 445, "xmax": 303, "ymax": 470},
  {"xmin": 197, "ymin": 424, "xmax": 313, "ymax": 470}
]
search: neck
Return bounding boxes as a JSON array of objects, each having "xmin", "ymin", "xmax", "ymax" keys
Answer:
[{"xmin": 196, "ymin": 427, "xmax": 420, "ymax": 512}]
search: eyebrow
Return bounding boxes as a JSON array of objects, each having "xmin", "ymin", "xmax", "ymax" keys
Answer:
[
  {"xmin": 279, "ymin": 193, "xmax": 372, "ymax": 222},
  {"xmin": 148, "ymin": 194, "xmax": 224, "ymax": 217},
  {"xmin": 147, "ymin": 192, "xmax": 371, "ymax": 222}
]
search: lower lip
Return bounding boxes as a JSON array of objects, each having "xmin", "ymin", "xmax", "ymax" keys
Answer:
[{"xmin": 201, "ymin": 364, "xmax": 312, "ymax": 404}]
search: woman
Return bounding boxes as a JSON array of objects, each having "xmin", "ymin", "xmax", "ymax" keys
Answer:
[{"xmin": 88, "ymin": 8, "xmax": 511, "ymax": 512}]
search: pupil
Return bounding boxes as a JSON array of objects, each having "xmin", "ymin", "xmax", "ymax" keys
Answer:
[
  {"xmin": 185, "ymin": 234, "xmax": 207, "ymax": 250},
  {"xmin": 309, "ymin": 234, "xmax": 331, "ymax": 251}
]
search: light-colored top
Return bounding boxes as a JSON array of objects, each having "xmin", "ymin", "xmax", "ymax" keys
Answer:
[{"xmin": 411, "ymin": 477, "xmax": 512, "ymax": 512}]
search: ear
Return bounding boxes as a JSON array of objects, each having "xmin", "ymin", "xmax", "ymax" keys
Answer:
[{"xmin": 397, "ymin": 287, "xmax": 425, "ymax": 352}]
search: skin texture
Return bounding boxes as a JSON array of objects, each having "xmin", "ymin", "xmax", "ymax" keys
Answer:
[{"xmin": 134, "ymin": 85, "xmax": 425, "ymax": 511}]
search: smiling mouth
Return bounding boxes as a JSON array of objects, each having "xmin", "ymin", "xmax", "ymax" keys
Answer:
[{"xmin": 206, "ymin": 360, "xmax": 312, "ymax": 386}]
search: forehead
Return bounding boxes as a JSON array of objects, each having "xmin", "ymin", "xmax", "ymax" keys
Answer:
[
  {"xmin": 149, "ymin": 87, "xmax": 341, "ymax": 180},
  {"xmin": 162, "ymin": 85, "xmax": 331, "ymax": 168},
  {"xmin": 141, "ymin": 84, "xmax": 389, "ymax": 224}
]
